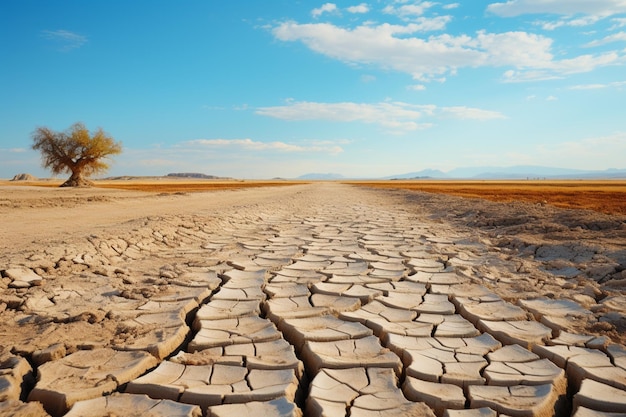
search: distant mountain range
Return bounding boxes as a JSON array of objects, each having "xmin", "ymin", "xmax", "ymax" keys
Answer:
[
  {"xmin": 297, "ymin": 173, "xmax": 345, "ymax": 180},
  {"xmin": 299, "ymin": 166, "xmax": 626, "ymax": 180},
  {"xmin": 167, "ymin": 172, "xmax": 225, "ymax": 179}
]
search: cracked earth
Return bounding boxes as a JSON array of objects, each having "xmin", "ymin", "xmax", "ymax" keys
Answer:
[{"xmin": 1, "ymin": 182, "xmax": 625, "ymax": 416}]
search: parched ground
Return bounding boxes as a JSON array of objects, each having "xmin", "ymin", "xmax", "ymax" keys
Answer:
[{"xmin": 1, "ymin": 181, "xmax": 625, "ymax": 417}]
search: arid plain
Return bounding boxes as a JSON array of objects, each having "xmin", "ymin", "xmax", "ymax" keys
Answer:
[{"xmin": 1, "ymin": 179, "xmax": 625, "ymax": 417}]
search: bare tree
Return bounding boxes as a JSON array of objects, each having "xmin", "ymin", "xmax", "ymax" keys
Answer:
[{"xmin": 32, "ymin": 122, "xmax": 122, "ymax": 187}]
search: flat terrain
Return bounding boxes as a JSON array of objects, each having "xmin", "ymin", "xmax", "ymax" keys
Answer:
[
  {"xmin": 1, "ymin": 180, "xmax": 625, "ymax": 416},
  {"xmin": 345, "ymin": 180, "xmax": 626, "ymax": 215}
]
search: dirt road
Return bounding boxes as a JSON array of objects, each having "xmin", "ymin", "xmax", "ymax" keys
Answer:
[{"xmin": 1, "ymin": 182, "xmax": 625, "ymax": 416}]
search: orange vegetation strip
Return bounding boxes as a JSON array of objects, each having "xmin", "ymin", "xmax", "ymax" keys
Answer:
[
  {"xmin": 95, "ymin": 180, "xmax": 308, "ymax": 193},
  {"xmin": 344, "ymin": 180, "xmax": 626, "ymax": 215},
  {"xmin": 1, "ymin": 180, "xmax": 308, "ymax": 193}
]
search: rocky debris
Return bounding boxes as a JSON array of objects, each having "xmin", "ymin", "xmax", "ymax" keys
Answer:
[
  {"xmin": 32, "ymin": 344, "xmax": 66, "ymax": 366},
  {"xmin": 2, "ymin": 267, "xmax": 44, "ymax": 288},
  {"xmin": 0, "ymin": 352, "xmax": 33, "ymax": 402}
]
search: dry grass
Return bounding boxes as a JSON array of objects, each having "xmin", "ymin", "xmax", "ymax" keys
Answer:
[
  {"xmin": 96, "ymin": 179, "xmax": 308, "ymax": 193},
  {"xmin": 4, "ymin": 178, "xmax": 625, "ymax": 215},
  {"xmin": 1, "ymin": 179, "xmax": 308, "ymax": 193},
  {"xmin": 344, "ymin": 180, "xmax": 626, "ymax": 215}
]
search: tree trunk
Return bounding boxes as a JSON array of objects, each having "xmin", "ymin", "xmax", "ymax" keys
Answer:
[{"xmin": 60, "ymin": 170, "xmax": 93, "ymax": 187}]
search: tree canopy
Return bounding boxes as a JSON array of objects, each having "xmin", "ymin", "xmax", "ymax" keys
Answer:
[{"xmin": 32, "ymin": 122, "xmax": 122, "ymax": 187}]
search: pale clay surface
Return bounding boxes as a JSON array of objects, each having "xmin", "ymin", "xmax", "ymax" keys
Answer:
[{"xmin": 1, "ymin": 182, "xmax": 625, "ymax": 416}]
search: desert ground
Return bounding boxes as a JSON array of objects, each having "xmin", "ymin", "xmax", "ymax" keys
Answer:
[{"xmin": 1, "ymin": 179, "xmax": 625, "ymax": 417}]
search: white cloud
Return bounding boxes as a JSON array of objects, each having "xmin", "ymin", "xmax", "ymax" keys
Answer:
[
  {"xmin": 487, "ymin": 0, "xmax": 626, "ymax": 17},
  {"xmin": 534, "ymin": 131, "xmax": 626, "ymax": 169},
  {"xmin": 360, "ymin": 74, "xmax": 377, "ymax": 83},
  {"xmin": 42, "ymin": 29, "xmax": 87, "ymax": 51},
  {"xmin": 312, "ymin": 3, "xmax": 338, "ymax": 18},
  {"xmin": 186, "ymin": 138, "xmax": 343, "ymax": 155},
  {"xmin": 256, "ymin": 100, "xmax": 505, "ymax": 133},
  {"xmin": 440, "ymin": 106, "xmax": 508, "ymax": 120},
  {"xmin": 610, "ymin": 17, "xmax": 626, "ymax": 29},
  {"xmin": 347, "ymin": 3, "xmax": 369, "ymax": 14},
  {"xmin": 407, "ymin": 84, "xmax": 427, "ymax": 91},
  {"xmin": 383, "ymin": 2, "xmax": 437, "ymax": 18},
  {"xmin": 584, "ymin": 31, "xmax": 626, "ymax": 47},
  {"xmin": 273, "ymin": 21, "xmax": 623, "ymax": 82},
  {"xmin": 443, "ymin": 3, "xmax": 460, "ymax": 9},
  {"xmin": 538, "ymin": 15, "xmax": 603, "ymax": 30},
  {"xmin": 546, "ymin": 95, "xmax": 558, "ymax": 101},
  {"xmin": 569, "ymin": 80, "xmax": 626, "ymax": 89}
]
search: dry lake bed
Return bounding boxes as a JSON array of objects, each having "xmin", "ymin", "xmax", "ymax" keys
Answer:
[{"xmin": 1, "ymin": 180, "xmax": 625, "ymax": 416}]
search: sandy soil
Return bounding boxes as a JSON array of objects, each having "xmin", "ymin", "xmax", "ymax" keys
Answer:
[
  {"xmin": 1, "ymin": 181, "xmax": 625, "ymax": 415},
  {"xmin": 2, "ymin": 181, "xmax": 624, "ymax": 344}
]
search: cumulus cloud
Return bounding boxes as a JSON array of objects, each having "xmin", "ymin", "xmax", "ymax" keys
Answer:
[
  {"xmin": 487, "ymin": 0, "xmax": 626, "ymax": 17},
  {"xmin": 273, "ymin": 21, "xmax": 622, "ymax": 82},
  {"xmin": 42, "ymin": 29, "xmax": 87, "ymax": 51},
  {"xmin": 347, "ymin": 3, "xmax": 369, "ymax": 14},
  {"xmin": 312, "ymin": 3, "xmax": 338, "ymax": 18},
  {"xmin": 186, "ymin": 138, "xmax": 343, "ymax": 155},
  {"xmin": 256, "ymin": 100, "xmax": 505, "ymax": 133}
]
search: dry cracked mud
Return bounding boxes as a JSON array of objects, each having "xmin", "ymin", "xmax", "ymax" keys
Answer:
[{"xmin": 1, "ymin": 182, "xmax": 625, "ymax": 416}]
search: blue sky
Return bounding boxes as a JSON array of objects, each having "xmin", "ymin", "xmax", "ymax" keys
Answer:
[{"xmin": 1, "ymin": 0, "xmax": 625, "ymax": 179}]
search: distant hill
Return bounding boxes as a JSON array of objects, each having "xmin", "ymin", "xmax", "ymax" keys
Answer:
[
  {"xmin": 167, "ymin": 173, "xmax": 223, "ymax": 179},
  {"xmin": 391, "ymin": 166, "xmax": 626, "ymax": 180},
  {"xmin": 298, "ymin": 173, "xmax": 345, "ymax": 180},
  {"xmin": 296, "ymin": 166, "xmax": 626, "ymax": 181},
  {"xmin": 384, "ymin": 169, "xmax": 449, "ymax": 179},
  {"xmin": 11, "ymin": 173, "xmax": 38, "ymax": 181}
]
